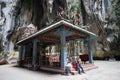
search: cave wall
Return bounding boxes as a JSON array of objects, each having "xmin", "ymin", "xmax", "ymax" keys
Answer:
[
  {"xmin": 0, "ymin": 0, "xmax": 67, "ymax": 54},
  {"xmin": 0, "ymin": 0, "xmax": 49, "ymax": 54},
  {"xmin": 82, "ymin": 0, "xmax": 119, "ymax": 52},
  {"xmin": 0, "ymin": 0, "xmax": 119, "ymax": 54}
]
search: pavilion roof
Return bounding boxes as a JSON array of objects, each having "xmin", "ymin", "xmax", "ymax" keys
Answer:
[{"xmin": 16, "ymin": 20, "xmax": 97, "ymax": 45}]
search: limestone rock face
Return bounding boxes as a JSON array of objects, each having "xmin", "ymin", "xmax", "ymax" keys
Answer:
[
  {"xmin": 20, "ymin": 24, "xmax": 37, "ymax": 40},
  {"xmin": 0, "ymin": 0, "xmax": 18, "ymax": 53},
  {"xmin": 81, "ymin": 0, "xmax": 118, "ymax": 51},
  {"xmin": 0, "ymin": 0, "xmax": 48, "ymax": 54},
  {"xmin": 0, "ymin": 0, "xmax": 119, "ymax": 54}
]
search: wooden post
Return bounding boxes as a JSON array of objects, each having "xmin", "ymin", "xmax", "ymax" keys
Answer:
[{"xmin": 60, "ymin": 28, "xmax": 67, "ymax": 68}]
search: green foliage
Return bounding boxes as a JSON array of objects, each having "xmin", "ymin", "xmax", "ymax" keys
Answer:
[
  {"xmin": 114, "ymin": 0, "xmax": 120, "ymax": 28},
  {"xmin": 67, "ymin": 0, "xmax": 81, "ymax": 20}
]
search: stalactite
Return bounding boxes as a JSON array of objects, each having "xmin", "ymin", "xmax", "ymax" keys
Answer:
[
  {"xmin": 52, "ymin": 0, "xmax": 67, "ymax": 20},
  {"xmin": 80, "ymin": 0, "xmax": 87, "ymax": 26}
]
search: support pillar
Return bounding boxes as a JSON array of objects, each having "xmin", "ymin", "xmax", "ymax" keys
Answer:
[
  {"xmin": 88, "ymin": 38, "xmax": 93, "ymax": 63},
  {"xmin": 18, "ymin": 45, "xmax": 23, "ymax": 66},
  {"xmin": 60, "ymin": 28, "xmax": 67, "ymax": 68},
  {"xmin": 32, "ymin": 38, "xmax": 38, "ymax": 70},
  {"xmin": 22, "ymin": 45, "xmax": 25, "ymax": 60}
]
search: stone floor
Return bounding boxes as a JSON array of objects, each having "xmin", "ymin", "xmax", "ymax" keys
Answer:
[{"xmin": 0, "ymin": 61, "xmax": 120, "ymax": 80}]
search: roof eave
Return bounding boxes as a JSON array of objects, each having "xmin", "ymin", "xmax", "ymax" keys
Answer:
[{"xmin": 16, "ymin": 20, "xmax": 97, "ymax": 45}]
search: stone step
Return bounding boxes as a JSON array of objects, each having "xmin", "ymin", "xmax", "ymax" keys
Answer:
[
  {"xmin": 84, "ymin": 65, "xmax": 98, "ymax": 71},
  {"xmin": 71, "ymin": 71, "xmax": 78, "ymax": 75},
  {"xmin": 82, "ymin": 64, "xmax": 95, "ymax": 68},
  {"xmin": 71, "ymin": 64, "xmax": 98, "ymax": 75}
]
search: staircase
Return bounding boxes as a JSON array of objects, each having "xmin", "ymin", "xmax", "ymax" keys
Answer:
[
  {"xmin": 82, "ymin": 63, "xmax": 98, "ymax": 71},
  {"xmin": 71, "ymin": 63, "xmax": 98, "ymax": 75}
]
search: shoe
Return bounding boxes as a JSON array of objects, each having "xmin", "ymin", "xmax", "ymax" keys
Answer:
[
  {"xmin": 79, "ymin": 72, "xmax": 82, "ymax": 75},
  {"xmin": 83, "ymin": 72, "xmax": 86, "ymax": 73},
  {"xmin": 79, "ymin": 73, "xmax": 82, "ymax": 75}
]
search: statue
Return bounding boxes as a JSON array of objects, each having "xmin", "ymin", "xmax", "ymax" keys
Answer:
[{"xmin": 73, "ymin": 11, "xmax": 81, "ymax": 26}]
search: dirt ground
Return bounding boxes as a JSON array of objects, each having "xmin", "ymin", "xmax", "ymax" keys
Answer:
[{"xmin": 0, "ymin": 61, "xmax": 120, "ymax": 80}]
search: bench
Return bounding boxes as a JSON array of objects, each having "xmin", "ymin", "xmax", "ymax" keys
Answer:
[{"xmin": 79, "ymin": 54, "xmax": 89, "ymax": 64}]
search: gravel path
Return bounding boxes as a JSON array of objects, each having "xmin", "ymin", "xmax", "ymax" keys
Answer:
[{"xmin": 0, "ymin": 61, "xmax": 120, "ymax": 80}]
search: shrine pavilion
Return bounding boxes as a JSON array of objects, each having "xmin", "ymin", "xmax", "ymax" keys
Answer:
[{"xmin": 16, "ymin": 20, "xmax": 97, "ymax": 72}]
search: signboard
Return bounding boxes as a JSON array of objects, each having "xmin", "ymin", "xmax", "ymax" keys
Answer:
[{"xmin": 49, "ymin": 55, "xmax": 60, "ymax": 62}]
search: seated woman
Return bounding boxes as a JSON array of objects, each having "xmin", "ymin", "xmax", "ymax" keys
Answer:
[{"xmin": 75, "ymin": 60, "xmax": 85, "ymax": 74}]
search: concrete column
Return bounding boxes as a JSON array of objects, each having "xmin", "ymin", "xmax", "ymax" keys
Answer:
[
  {"xmin": 32, "ymin": 38, "xmax": 38, "ymax": 70},
  {"xmin": 60, "ymin": 28, "xmax": 67, "ymax": 68},
  {"xmin": 22, "ymin": 45, "xmax": 25, "ymax": 60},
  {"xmin": 88, "ymin": 39, "xmax": 93, "ymax": 63},
  {"xmin": 81, "ymin": 40, "xmax": 84, "ymax": 54},
  {"xmin": 18, "ymin": 45, "xmax": 23, "ymax": 66}
]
